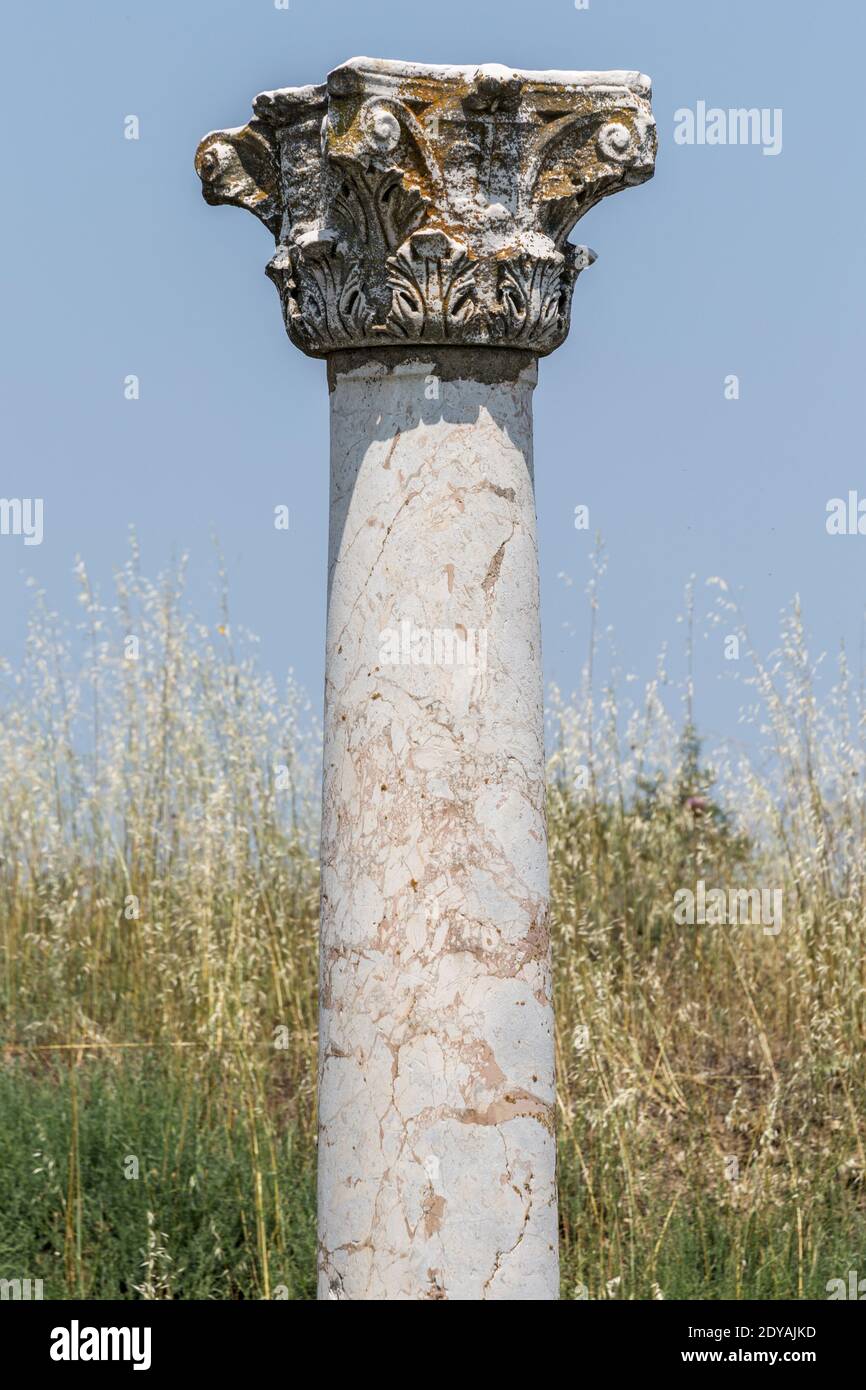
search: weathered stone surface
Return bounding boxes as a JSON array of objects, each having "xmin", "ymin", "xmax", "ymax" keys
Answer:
[{"xmin": 196, "ymin": 57, "xmax": 656, "ymax": 357}]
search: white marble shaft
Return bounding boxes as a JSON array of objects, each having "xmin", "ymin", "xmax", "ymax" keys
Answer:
[
  {"xmin": 319, "ymin": 348, "xmax": 554, "ymax": 1299},
  {"xmin": 196, "ymin": 55, "xmax": 655, "ymax": 1301}
]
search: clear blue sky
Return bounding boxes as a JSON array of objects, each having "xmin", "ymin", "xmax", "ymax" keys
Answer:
[{"xmin": 2, "ymin": 0, "xmax": 864, "ymax": 752}]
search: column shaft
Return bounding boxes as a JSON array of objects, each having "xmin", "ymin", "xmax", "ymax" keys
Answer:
[{"xmin": 317, "ymin": 349, "xmax": 557, "ymax": 1300}]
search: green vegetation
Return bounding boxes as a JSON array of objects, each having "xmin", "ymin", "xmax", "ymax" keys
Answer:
[{"xmin": 1, "ymin": 554, "xmax": 864, "ymax": 1298}]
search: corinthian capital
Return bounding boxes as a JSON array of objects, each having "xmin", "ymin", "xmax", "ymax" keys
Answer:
[{"xmin": 195, "ymin": 57, "xmax": 656, "ymax": 358}]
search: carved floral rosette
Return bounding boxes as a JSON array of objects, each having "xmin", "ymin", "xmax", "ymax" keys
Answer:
[{"xmin": 195, "ymin": 57, "xmax": 656, "ymax": 358}]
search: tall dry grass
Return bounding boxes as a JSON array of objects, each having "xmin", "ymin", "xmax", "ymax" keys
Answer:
[
  {"xmin": 0, "ymin": 549, "xmax": 864, "ymax": 1297},
  {"xmin": 0, "ymin": 542, "xmax": 319, "ymax": 1297},
  {"xmin": 550, "ymin": 571, "xmax": 866, "ymax": 1296}
]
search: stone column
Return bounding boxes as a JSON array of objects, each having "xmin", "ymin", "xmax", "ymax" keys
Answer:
[{"xmin": 196, "ymin": 56, "xmax": 655, "ymax": 1301}]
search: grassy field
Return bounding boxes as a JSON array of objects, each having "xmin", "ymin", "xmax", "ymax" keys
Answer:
[{"xmin": 1, "ymin": 554, "xmax": 864, "ymax": 1298}]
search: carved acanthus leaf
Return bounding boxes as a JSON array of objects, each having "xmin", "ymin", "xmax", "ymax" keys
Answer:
[{"xmin": 386, "ymin": 232, "xmax": 478, "ymax": 343}]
